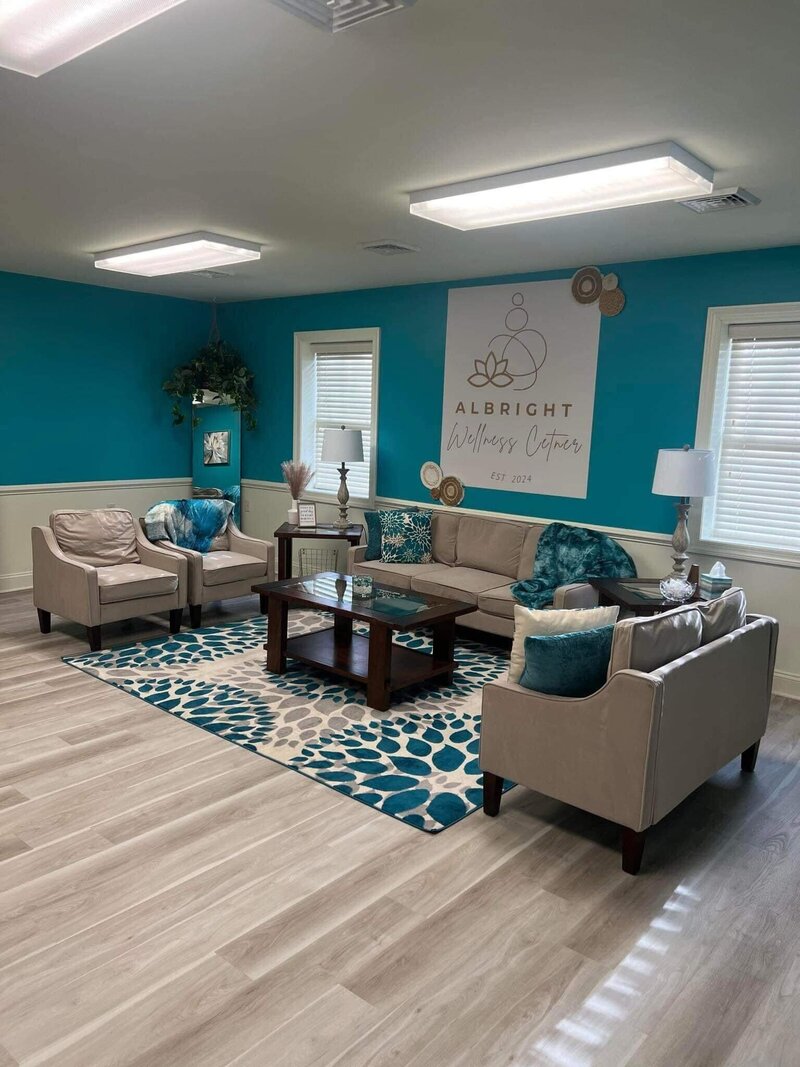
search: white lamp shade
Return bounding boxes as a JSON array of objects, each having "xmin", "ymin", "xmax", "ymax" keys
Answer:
[
  {"xmin": 652, "ymin": 448, "xmax": 716, "ymax": 498},
  {"xmin": 321, "ymin": 427, "xmax": 364, "ymax": 464}
]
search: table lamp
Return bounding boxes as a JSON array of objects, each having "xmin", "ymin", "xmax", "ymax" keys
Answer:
[
  {"xmin": 322, "ymin": 425, "xmax": 364, "ymax": 530},
  {"xmin": 652, "ymin": 445, "xmax": 716, "ymax": 576}
]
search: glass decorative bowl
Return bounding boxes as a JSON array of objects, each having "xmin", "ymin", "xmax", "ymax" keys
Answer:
[{"xmin": 659, "ymin": 575, "xmax": 696, "ymax": 603}]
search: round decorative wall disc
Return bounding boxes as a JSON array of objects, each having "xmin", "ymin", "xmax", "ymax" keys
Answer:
[
  {"xmin": 420, "ymin": 461, "xmax": 443, "ymax": 489},
  {"xmin": 571, "ymin": 266, "xmax": 603, "ymax": 304},
  {"xmin": 438, "ymin": 475, "xmax": 465, "ymax": 507},
  {"xmin": 602, "ymin": 272, "xmax": 619, "ymax": 291},
  {"xmin": 599, "ymin": 287, "xmax": 626, "ymax": 316}
]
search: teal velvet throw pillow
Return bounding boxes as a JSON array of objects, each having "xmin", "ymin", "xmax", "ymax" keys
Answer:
[
  {"xmin": 364, "ymin": 511, "xmax": 383, "ymax": 561},
  {"xmin": 519, "ymin": 624, "xmax": 615, "ymax": 697},
  {"xmin": 379, "ymin": 509, "xmax": 433, "ymax": 564}
]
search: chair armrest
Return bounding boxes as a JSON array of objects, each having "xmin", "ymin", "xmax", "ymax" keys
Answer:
[
  {"xmin": 480, "ymin": 669, "xmax": 663, "ymax": 832},
  {"xmin": 31, "ymin": 526, "xmax": 100, "ymax": 626},
  {"xmin": 348, "ymin": 545, "xmax": 368, "ymax": 573},
  {"xmin": 552, "ymin": 582, "xmax": 600, "ymax": 609},
  {"xmin": 227, "ymin": 522, "xmax": 274, "ymax": 578}
]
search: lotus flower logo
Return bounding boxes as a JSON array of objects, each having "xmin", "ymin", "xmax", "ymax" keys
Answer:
[
  {"xmin": 468, "ymin": 350, "xmax": 513, "ymax": 388},
  {"xmin": 466, "ymin": 291, "xmax": 548, "ymax": 391}
]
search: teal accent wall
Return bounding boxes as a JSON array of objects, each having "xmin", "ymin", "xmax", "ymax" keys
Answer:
[
  {"xmin": 219, "ymin": 245, "xmax": 800, "ymax": 534},
  {"xmin": 1, "ymin": 270, "xmax": 209, "ymax": 486}
]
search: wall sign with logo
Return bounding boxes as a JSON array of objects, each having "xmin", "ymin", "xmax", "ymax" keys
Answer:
[{"xmin": 440, "ymin": 279, "xmax": 601, "ymax": 499}]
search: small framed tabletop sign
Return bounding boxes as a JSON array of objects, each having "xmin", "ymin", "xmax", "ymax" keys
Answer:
[{"xmin": 297, "ymin": 502, "xmax": 317, "ymax": 528}]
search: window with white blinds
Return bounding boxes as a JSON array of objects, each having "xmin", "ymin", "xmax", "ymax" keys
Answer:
[
  {"xmin": 700, "ymin": 320, "xmax": 800, "ymax": 555},
  {"xmin": 294, "ymin": 331, "xmax": 378, "ymax": 502}
]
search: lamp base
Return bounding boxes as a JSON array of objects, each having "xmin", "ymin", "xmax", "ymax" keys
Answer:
[
  {"xmin": 670, "ymin": 499, "xmax": 691, "ymax": 577},
  {"xmin": 335, "ymin": 462, "xmax": 350, "ymax": 530}
]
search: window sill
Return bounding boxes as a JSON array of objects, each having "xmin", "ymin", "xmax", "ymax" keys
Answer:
[{"xmin": 695, "ymin": 538, "xmax": 800, "ymax": 570}]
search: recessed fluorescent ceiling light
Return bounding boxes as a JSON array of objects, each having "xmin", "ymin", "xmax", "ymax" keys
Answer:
[
  {"xmin": 0, "ymin": 0, "xmax": 189, "ymax": 77},
  {"xmin": 94, "ymin": 232, "xmax": 262, "ymax": 277},
  {"xmin": 409, "ymin": 143, "xmax": 715, "ymax": 230}
]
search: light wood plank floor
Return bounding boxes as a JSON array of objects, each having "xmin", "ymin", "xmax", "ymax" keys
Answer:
[{"xmin": 1, "ymin": 590, "xmax": 799, "ymax": 1066}]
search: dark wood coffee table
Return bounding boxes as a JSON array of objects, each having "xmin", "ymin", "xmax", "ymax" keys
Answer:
[{"xmin": 252, "ymin": 572, "xmax": 474, "ymax": 711}]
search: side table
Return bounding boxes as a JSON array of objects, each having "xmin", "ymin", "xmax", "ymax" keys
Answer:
[
  {"xmin": 273, "ymin": 522, "xmax": 364, "ymax": 582},
  {"xmin": 590, "ymin": 576, "xmax": 701, "ymax": 617}
]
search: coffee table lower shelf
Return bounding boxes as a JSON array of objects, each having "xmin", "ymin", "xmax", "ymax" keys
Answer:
[{"xmin": 272, "ymin": 627, "xmax": 455, "ymax": 712}]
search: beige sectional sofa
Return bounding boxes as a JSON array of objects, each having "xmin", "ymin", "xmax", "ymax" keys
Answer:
[{"xmin": 348, "ymin": 510, "xmax": 597, "ymax": 638}]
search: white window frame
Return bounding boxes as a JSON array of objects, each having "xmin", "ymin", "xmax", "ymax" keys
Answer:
[
  {"xmin": 293, "ymin": 327, "xmax": 380, "ymax": 507},
  {"xmin": 695, "ymin": 301, "xmax": 800, "ymax": 568}
]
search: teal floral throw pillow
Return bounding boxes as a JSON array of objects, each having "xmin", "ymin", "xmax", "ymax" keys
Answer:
[{"xmin": 379, "ymin": 509, "xmax": 433, "ymax": 564}]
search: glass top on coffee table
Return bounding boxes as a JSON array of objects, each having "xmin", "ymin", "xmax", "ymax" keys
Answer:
[{"xmin": 252, "ymin": 572, "xmax": 474, "ymax": 631}]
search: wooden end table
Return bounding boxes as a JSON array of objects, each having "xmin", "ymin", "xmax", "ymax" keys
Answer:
[
  {"xmin": 590, "ymin": 577, "xmax": 701, "ymax": 617},
  {"xmin": 273, "ymin": 522, "xmax": 364, "ymax": 581},
  {"xmin": 252, "ymin": 572, "xmax": 473, "ymax": 712}
]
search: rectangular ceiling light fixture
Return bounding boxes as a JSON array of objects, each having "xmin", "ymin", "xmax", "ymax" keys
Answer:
[
  {"xmin": 409, "ymin": 142, "xmax": 715, "ymax": 230},
  {"xmin": 0, "ymin": 0, "xmax": 190, "ymax": 77},
  {"xmin": 94, "ymin": 232, "xmax": 262, "ymax": 277}
]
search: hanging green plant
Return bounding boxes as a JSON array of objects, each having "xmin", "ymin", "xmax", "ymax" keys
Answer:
[{"xmin": 163, "ymin": 340, "xmax": 257, "ymax": 430}]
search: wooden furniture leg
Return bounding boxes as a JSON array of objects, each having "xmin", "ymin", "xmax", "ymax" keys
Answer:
[
  {"xmin": 259, "ymin": 593, "xmax": 269, "ymax": 615},
  {"xmin": 169, "ymin": 608, "xmax": 182, "ymax": 634},
  {"xmin": 334, "ymin": 613, "xmax": 353, "ymax": 647},
  {"xmin": 367, "ymin": 623, "xmax": 393, "ymax": 712},
  {"xmin": 741, "ymin": 740, "xmax": 760, "ymax": 773},
  {"xmin": 87, "ymin": 626, "xmax": 102, "ymax": 652},
  {"xmin": 278, "ymin": 539, "xmax": 292, "ymax": 581},
  {"xmin": 266, "ymin": 596, "xmax": 289, "ymax": 674},
  {"xmin": 37, "ymin": 608, "xmax": 51, "ymax": 634},
  {"xmin": 621, "ymin": 827, "xmax": 647, "ymax": 875},
  {"xmin": 189, "ymin": 605, "xmax": 202, "ymax": 628},
  {"xmin": 483, "ymin": 771, "xmax": 503, "ymax": 816},
  {"xmin": 432, "ymin": 618, "xmax": 456, "ymax": 685}
]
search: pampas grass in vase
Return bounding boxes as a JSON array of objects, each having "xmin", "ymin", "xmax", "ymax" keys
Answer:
[{"xmin": 281, "ymin": 460, "xmax": 314, "ymax": 524}]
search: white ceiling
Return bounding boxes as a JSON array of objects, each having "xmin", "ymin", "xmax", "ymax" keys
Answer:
[{"xmin": 1, "ymin": 0, "xmax": 799, "ymax": 302}]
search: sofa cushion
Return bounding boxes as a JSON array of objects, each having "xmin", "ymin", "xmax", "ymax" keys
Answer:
[
  {"xmin": 520, "ymin": 625, "xmax": 615, "ymax": 697},
  {"xmin": 697, "ymin": 587, "xmax": 746, "ymax": 645},
  {"xmin": 202, "ymin": 551, "xmax": 268, "ymax": 587},
  {"xmin": 363, "ymin": 511, "xmax": 383, "ymax": 561},
  {"xmin": 379, "ymin": 510, "xmax": 433, "ymax": 564},
  {"xmin": 456, "ymin": 516, "xmax": 526, "ymax": 579},
  {"xmin": 411, "ymin": 567, "xmax": 509, "ymax": 605},
  {"xmin": 517, "ymin": 525, "xmax": 544, "ymax": 580},
  {"xmin": 608, "ymin": 603, "xmax": 703, "ymax": 676},
  {"xmin": 431, "ymin": 511, "xmax": 460, "ymax": 565},
  {"xmin": 51, "ymin": 509, "xmax": 139, "ymax": 569},
  {"xmin": 477, "ymin": 583, "xmax": 516, "ymax": 620},
  {"xmin": 353, "ymin": 560, "xmax": 444, "ymax": 591},
  {"xmin": 510, "ymin": 603, "xmax": 620, "ymax": 683},
  {"xmin": 97, "ymin": 563, "xmax": 178, "ymax": 604}
]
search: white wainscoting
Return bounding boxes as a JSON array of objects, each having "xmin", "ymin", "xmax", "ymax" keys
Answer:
[
  {"xmin": 241, "ymin": 478, "xmax": 800, "ymax": 699},
  {"xmin": 0, "ymin": 477, "xmax": 192, "ymax": 592}
]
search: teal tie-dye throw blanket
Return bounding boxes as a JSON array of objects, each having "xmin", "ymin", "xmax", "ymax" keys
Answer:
[
  {"xmin": 145, "ymin": 499, "xmax": 234, "ymax": 553},
  {"xmin": 511, "ymin": 522, "xmax": 636, "ymax": 609}
]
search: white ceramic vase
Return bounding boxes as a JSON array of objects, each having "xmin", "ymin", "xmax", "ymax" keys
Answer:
[{"xmin": 288, "ymin": 499, "xmax": 299, "ymax": 524}]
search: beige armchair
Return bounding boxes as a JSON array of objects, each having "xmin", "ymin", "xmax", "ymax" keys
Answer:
[
  {"xmin": 480, "ymin": 592, "xmax": 778, "ymax": 873},
  {"xmin": 144, "ymin": 519, "xmax": 273, "ymax": 627},
  {"xmin": 32, "ymin": 509, "xmax": 187, "ymax": 651}
]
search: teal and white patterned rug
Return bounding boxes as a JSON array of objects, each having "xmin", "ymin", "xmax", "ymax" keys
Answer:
[{"xmin": 65, "ymin": 611, "xmax": 512, "ymax": 832}]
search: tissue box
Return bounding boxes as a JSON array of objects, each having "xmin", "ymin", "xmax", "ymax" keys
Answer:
[{"xmin": 700, "ymin": 573, "xmax": 733, "ymax": 597}]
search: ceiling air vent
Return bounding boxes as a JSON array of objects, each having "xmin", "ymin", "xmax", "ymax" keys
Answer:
[
  {"xmin": 269, "ymin": 0, "xmax": 416, "ymax": 32},
  {"xmin": 361, "ymin": 239, "xmax": 420, "ymax": 256},
  {"xmin": 191, "ymin": 270, "xmax": 233, "ymax": 279},
  {"xmin": 677, "ymin": 187, "xmax": 760, "ymax": 214}
]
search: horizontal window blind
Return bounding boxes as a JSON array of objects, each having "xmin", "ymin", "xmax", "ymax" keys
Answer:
[
  {"xmin": 300, "ymin": 341, "xmax": 374, "ymax": 500},
  {"xmin": 702, "ymin": 323, "xmax": 800, "ymax": 553}
]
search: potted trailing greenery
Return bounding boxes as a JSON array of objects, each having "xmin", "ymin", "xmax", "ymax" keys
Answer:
[{"xmin": 163, "ymin": 340, "xmax": 257, "ymax": 429}]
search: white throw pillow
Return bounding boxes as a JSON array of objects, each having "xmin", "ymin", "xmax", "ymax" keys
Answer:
[{"xmin": 509, "ymin": 603, "xmax": 620, "ymax": 684}]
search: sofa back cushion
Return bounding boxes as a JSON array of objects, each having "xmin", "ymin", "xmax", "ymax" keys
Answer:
[
  {"xmin": 50, "ymin": 509, "xmax": 139, "ymax": 568},
  {"xmin": 457, "ymin": 516, "xmax": 526, "ymax": 579},
  {"xmin": 697, "ymin": 587, "xmax": 746, "ymax": 644},
  {"xmin": 608, "ymin": 603, "xmax": 703, "ymax": 675},
  {"xmin": 431, "ymin": 510, "xmax": 460, "ymax": 566}
]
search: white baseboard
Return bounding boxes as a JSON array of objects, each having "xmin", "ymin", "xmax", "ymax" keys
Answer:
[
  {"xmin": 773, "ymin": 671, "xmax": 800, "ymax": 701},
  {"xmin": 0, "ymin": 572, "xmax": 32, "ymax": 593}
]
